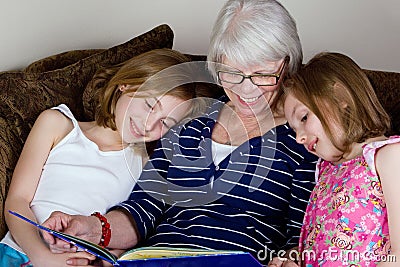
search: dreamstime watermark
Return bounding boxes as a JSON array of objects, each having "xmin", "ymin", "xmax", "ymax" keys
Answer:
[{"xmin": 257, "ymin": 245, "xmax": 397, "ymax": 263}]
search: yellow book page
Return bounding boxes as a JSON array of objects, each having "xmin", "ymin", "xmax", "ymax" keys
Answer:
[{"xmin": 118, "ymin": 247, "xmax": 234, "ymax": 260}]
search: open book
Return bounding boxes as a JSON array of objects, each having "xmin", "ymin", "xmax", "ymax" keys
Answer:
[{"xmin": 9, "ymin": 210, "xmax": 263, "ymax": 267}]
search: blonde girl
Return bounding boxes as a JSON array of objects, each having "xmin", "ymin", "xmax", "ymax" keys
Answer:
[{"xmin": 1, "ymin": 48, "xmax": 198, "ymax": 267}]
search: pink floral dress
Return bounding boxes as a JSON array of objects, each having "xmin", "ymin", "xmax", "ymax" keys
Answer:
[{"xmin": 298, "ymin": 136, "xmax": 400, "ymax": 266}]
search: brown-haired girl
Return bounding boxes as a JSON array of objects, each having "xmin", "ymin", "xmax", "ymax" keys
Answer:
[{"xmin": 280, "ymin": 52, "xmax": 399, "ymax": 266}]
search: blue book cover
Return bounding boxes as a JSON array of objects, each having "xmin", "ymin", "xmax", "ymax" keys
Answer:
[{"xmin": 9, "ymin": 210, "xmax": 263, "ymax": 267}]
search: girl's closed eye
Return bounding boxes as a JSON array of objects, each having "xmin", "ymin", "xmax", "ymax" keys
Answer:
[
  {"xmin": 301, "ymin": 113, "xmax": 308, "ymax": 123},
  {"xmin": 145, "ymin": 99, "xmax": 155, "ymax": 112}
]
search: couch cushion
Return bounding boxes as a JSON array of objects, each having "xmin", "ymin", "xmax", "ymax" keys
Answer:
[
  {"xmin": 23, "ymin": 49, "xmax": 105, "ymax": 73},
  {"xmin": 364, "ymin": 69, "xmax": 400, "ymax": 135},
  {"xmin": 0, "ymin": 24, "xmax": 174, "ymax": 239}
]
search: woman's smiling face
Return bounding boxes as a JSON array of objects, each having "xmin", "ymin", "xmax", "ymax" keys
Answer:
[
  {"xmin": 284, "ymin": 93, "xmax": 344, "ymax": 163},
  {"xmin": 219, "ymin": 57, "xmax": 287, "ymax": 117}
]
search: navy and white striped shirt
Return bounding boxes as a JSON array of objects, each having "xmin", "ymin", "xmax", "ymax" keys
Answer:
[{"xmin": 114, "ymin": 96, "xmax": 317, "ymax": 263}]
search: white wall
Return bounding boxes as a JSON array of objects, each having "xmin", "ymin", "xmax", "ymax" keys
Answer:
[{"xmin": 1, "ymin": 0, "xmax": 399, "ymax": 72}]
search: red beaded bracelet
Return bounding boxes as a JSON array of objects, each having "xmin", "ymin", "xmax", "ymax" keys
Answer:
[{"xmin": 91, "ymin": 212, "xmax": 111, "ymax": 247}]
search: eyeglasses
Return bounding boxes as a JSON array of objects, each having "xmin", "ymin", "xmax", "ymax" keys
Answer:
[{"xmin": 217, "ymin": 57, "xmax": 289, "ymax": 86}]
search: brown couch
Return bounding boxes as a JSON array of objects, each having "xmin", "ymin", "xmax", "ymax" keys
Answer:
[{"xmin": 0, "ymin": 24, "xmax": 399, "ymax": 240}]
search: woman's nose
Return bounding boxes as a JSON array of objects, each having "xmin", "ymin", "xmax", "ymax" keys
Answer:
[{"xmin": 237, "ymin": 77, "xmax": 258, "ymax": 94}]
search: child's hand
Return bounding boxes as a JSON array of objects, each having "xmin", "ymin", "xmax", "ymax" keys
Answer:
[
  {"xmin": 96, "ymin": 249, "xmax": 126, "ymax": 267},
  {"xmin": 268, "ymin": 257, "xmax": 299, "ymax": 267},
  {"xmin": 30, "ymin": 250, "xmax": 96, "ymax": 267},
  {"xmin": 67, "ymin": 249, "xmax": 125, "ymax": 266}
]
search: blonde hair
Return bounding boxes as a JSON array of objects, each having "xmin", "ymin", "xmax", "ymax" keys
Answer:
[
  {"xmin": 92, "ymin": 48, "xmax": 196, "ymax": 130},
  {"xmin": 284, "ymin": 52, "xmax": 390, "ymax": 152}
]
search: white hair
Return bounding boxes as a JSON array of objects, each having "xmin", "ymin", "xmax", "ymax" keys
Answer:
[{"xmin": 207, "ymin": 0, "xmax": 302, "ymax": 80}]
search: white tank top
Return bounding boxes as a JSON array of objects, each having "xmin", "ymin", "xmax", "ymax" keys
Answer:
[{"xmin": 2, "ymin": 104, "xmax": 142, "ymax": 253}]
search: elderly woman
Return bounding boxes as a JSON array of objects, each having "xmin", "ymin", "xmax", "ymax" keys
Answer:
[{"xmin": 42, "ymin": 0, "xmax": 317, "ymax": 265}]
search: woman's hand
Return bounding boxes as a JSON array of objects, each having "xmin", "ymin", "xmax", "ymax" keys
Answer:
[{"xmin": 42, "ymin": 211, "xmax": 101, "ymax": 253}]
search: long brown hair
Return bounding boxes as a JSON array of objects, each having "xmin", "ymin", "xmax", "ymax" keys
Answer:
[
  {"xmin": 90, "ymin": 48, "xmax": 198, "ymax": 156},
  {"xmin": 284, "ymin": 52, "xmax": 390, "ymax": 152}
]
